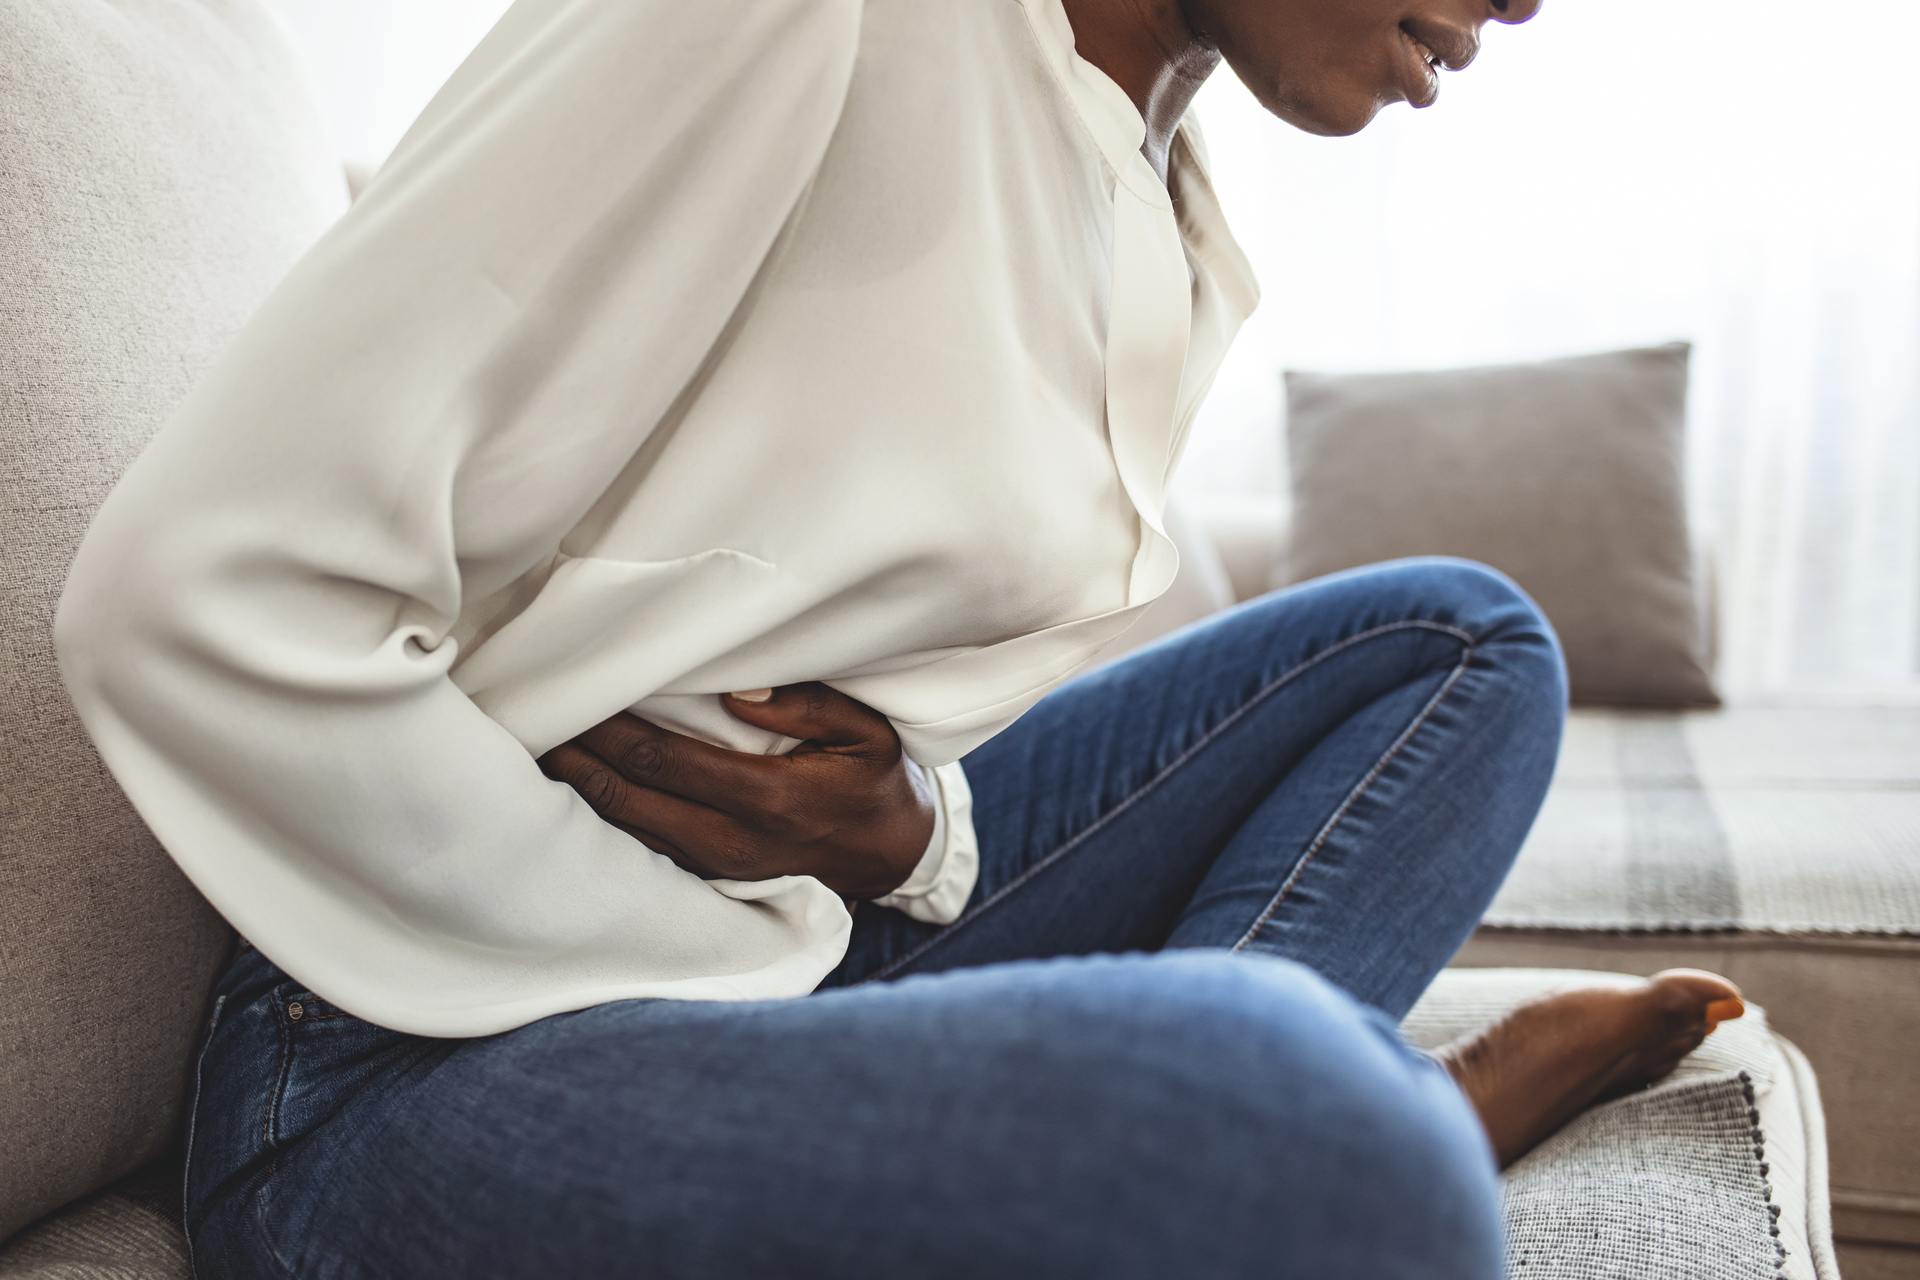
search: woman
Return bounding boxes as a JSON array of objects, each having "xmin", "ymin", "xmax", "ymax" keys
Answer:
[{"xmin": 54, "ymin": 0, "xmax": 1744, "ymax": 1274}]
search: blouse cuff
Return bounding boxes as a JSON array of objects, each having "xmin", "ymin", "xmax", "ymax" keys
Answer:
[{"xmin": 870, "ymin": 759, "xmax": 979, "ymax": 925}]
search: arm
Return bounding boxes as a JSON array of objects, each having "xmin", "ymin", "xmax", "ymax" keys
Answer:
[{"xmin": 53, "ymin": 0, "xmax": 866, "ymax": 1037}]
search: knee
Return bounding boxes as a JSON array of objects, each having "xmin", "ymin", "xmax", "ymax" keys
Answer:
[
  {"xmin": 1402, "ymin": 557, "xmax": 1563, "ymax": 664},
  {"xmin": 1401, "ymin": 555, "xmax": 1567, "ymax": 737},
  {"xmin": 1185, "ymin": 954, "xmax": 1506, "ymax": 1277},
  {"xmin": 1013, "ymin": 953, "xmax": 1505, "ymax": 1277}
]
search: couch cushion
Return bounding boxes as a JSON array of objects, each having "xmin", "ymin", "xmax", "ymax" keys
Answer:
[
  {"xmin": 1180, "ymin": 490, "xmax": 1289, "ymax": 608},
  {"xmin": 1405, "ymin": 967, "xmax": 1841, "ymax": 1280},
  {"xmin": 0, "ymin": 0, "xmax": 346, "ymax": 1242},
  {"xmin": 1483, "ymin": 703, "xmax": 1920, "ymax": 934},
  {"xmin": 1463, "ymin": 702, "xmax": 1920, "ymax": 1270},
  {"xmin": 0, "ymin": 1159, "xmax": 186, "ymax": 1280},
  {"xmin": 1279, "ymin": 342, "xmax": 1720, "ymax": 708}
]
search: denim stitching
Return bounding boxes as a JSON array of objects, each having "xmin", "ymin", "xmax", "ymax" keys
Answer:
[
  {"xmin": 264, "ymin": 987, "xmax": 293, "ymax": 1152},
  {"xmin": 1231, "ymin": 646, "xmax": 1474, "ymax": 951},
  {"xmin": 252, "ymin": 997, "xmax": 303, "ymax": 1280},
  {"xmin": 181, "ymin": 993, "xmax": 227, "ymax": 1280},
  {"xmin": 863, "ymin": 618, "xmax": 1479, "ymax": 982},
  {"xmin": 252, "ymin": 1179, "xmax": 303, "ymax": 1280}
]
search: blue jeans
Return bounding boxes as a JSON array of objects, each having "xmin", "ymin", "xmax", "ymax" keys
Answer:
[{"xmin": 182, "ymin": 556, "xmax": 1568, "ymax": 1279}]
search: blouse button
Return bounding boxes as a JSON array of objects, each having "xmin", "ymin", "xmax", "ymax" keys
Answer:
[{"xmin": 287, "ymin": 1001, "xmax": 304, "ymax": 1021}]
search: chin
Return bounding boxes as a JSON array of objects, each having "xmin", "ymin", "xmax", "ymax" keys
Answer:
[
  {"xmin": 1295, "ymin": 100, "xmax": 1386, "ymax": 137},
  {"xmin": 1226, "ymin": 52, "xmax": 1392, "ymax": 138},
  {"xmin": 1259, "ymin": 86, "xmax": 1388, "ymax": 138}
]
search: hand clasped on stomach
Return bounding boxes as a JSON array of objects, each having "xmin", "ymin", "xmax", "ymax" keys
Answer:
[{"xmin": 535, "ymin": 681, "xmax": 938, "ymax": 903}]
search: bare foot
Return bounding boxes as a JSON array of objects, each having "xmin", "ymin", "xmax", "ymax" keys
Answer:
[{"xmin": 1436, "ymin": 969, "xmax": 1746, "ymax": 1168}]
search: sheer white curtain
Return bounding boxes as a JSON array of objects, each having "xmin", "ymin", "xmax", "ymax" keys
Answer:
[{"xmin": 1178, "ymin": 1, "xmax": 1920, "ymax": 698}]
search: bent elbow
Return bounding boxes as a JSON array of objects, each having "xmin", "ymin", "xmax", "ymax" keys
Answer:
[{"xmin": 52, "ymin": 527, "xmax": 168, "ymax": 706}]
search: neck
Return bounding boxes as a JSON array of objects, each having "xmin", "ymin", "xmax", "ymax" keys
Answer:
[{"xmin": 1057, "ymin": 0, "xmax": 1222, "ymax": 185}]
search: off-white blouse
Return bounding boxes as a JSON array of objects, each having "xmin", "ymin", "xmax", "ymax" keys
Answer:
[{"xmin": 53, "ymin": 0, "xmax": 1260, "ymax": 1037}]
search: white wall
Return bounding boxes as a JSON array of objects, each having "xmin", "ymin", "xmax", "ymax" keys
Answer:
[{"xmin": 266, "ymin": 0, "xmax": 514, "ymax": 169}]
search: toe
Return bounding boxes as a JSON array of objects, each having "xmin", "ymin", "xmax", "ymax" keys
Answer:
[{"xmin": 1648, "ymin": 968, "xmax": 1745, "ymax": 1030}]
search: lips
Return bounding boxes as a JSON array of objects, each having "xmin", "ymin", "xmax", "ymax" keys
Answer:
[
  {"xmin": 1403, "ymin": 18, "xmax": 1480, "ymax": 73},
  {"xmin": 1392, "ymin": 17, "xmax": 1481, "ymax": 109},
  {"xmin": 1395, "ymin": 26, "xmax": 1442, "ymax": 108}
]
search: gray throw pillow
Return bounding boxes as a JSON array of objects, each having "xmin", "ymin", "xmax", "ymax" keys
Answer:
[{"xmin": 1279, "ymin": 341, "xmax": 1719, "ymax": 707}]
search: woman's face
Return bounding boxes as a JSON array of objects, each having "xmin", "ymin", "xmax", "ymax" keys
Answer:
[{"xmin": 1194, "ymin": 0, "xmax": 1544, "ymax": 136}]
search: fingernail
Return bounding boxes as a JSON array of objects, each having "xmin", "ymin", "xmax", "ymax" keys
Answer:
[
  {"xmin": 730, "ymin": 688, "xmax": 774, "ymax": 702},
  {"xmin": 1705, "ymin": 997, "xmax": 1745, "ymax": 1028}
]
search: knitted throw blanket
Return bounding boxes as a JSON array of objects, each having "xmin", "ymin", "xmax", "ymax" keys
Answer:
[{"xmin": 1502, "ymin": 1069, "xmax": 1785, "ymax": 1279}]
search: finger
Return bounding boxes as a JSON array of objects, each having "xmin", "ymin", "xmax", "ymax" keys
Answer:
[
  {"xmin": 617, "ymin": 788, "xmax": 784, "ymax": 882},
  {"xmin": 572, "ymin": 712, "xmax": 784, "ymax": 813},
  {"xmin": 541, "ymin": 740, "xmax": 722, "ymax": 834},
  {"xmin": 543, "ymin": 743, "xmax": 777, "ymax": 879},
  {"xmin": 722, "ymin": 681, "xmax": 895, "ymax": 753}
]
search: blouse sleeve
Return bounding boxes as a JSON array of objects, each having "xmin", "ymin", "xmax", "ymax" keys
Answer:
[
  {"xmin": 52, "ymin": 0, "xmax": 866, "ymax": 1038},
  {"xmin": 871, "ymin": 759, "xmax": 981, "ymax": 924}
]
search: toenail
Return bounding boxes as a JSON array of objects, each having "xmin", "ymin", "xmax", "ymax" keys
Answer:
[{"xmin": 1705, "ymin": 996, "xmax": 1745, "ymax": 1027}]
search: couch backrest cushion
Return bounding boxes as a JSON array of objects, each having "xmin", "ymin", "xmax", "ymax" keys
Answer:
[{"xmin": 0, "ymin": 0, "xmax": 346, "ymax": 1239}]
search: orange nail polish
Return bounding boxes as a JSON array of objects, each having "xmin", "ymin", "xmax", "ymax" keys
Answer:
[{"xmin": 1705, "ymin": 996, "xmax": 1745, "ymax": 1028}]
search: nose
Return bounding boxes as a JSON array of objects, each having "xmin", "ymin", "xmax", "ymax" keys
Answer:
[{"xmin": 1486, "ymin": 0, "xmax": 1543, "ymax": 23}]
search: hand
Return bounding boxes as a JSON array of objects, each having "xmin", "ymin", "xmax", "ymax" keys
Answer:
[{"xmin": 534, "ymin": 682, "xmax": 938, "ymax": 902}]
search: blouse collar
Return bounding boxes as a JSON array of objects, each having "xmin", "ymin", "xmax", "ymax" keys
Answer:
[{"xmin": 1013, "ymin": 0, "xmax": 1262, "ymax": 324}]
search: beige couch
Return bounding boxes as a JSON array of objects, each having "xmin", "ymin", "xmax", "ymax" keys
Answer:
[{"xmin": 5, "ymin": 3, "xmax": 1902, "ymax": 1277}]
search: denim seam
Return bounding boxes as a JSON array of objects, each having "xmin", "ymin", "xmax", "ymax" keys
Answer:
[
  {"xmin": 863, "ymin": 617, "xmax": 1480, "ymax": 982},
  {"xmin": 251, "ymin": 990, "xmax": 302, "ymax": 1280},
  {"xmin": 1230, "ymin": 644, "xmax": 1475, "ymax": 952},
  {"xmin": 251, "ymin": 1182, "xmax": 302, "ymax": 1280},
  {"xmin": 264, "ymin": 989, "xmax": 292, "ymax": 1153},
  {"xmin": 181, "ymin": 993, "xmax": 227, "ymax": 1280}
]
